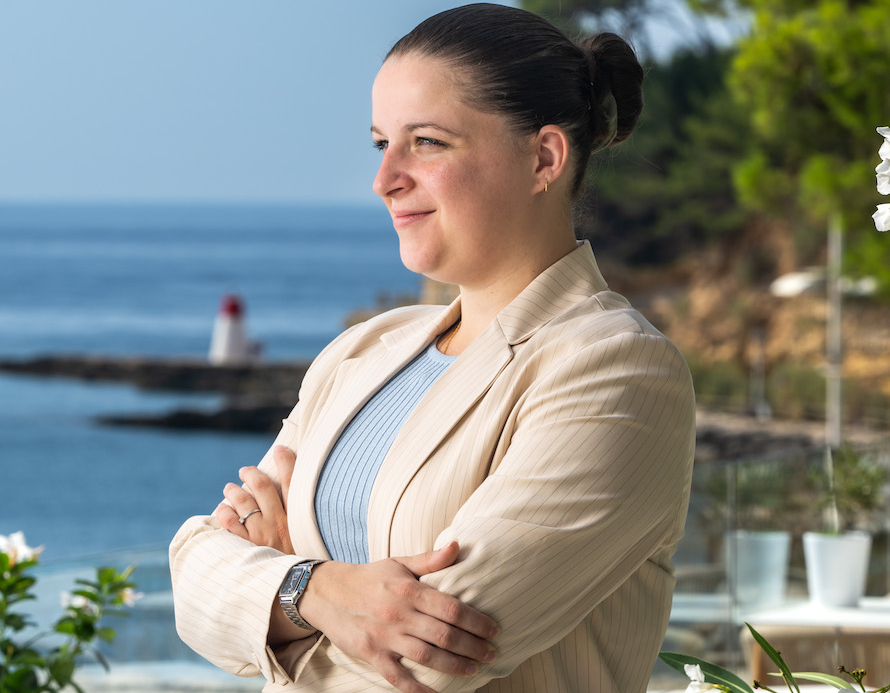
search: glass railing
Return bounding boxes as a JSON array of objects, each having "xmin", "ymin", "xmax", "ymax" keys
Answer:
[
  {"xmin": 664, "ymin": 439, "xmax": 890, "ymax": 682},
  {"xmin": 27, "ymin": 440, "xmax": 890, "ymax": 691}
]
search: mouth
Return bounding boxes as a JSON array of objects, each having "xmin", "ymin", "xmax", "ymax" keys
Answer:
[{"xmin": 391, "ymin": 210, "xmax": 434, "ymax": 228}]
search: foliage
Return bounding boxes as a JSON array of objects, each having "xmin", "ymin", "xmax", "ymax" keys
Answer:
[
  {"xmin": 811, "ymin": 444, "xmax": 886, "ymax": 532},
  {"xmin": 661, "ymin": 622, "xmax": 890, "ymax": 693},
  {"xmin": 522, "ymin": 0, "xmax": 655, "ymax": 41},
  {"xmin": 688, "ymin": 356, "xmax": 890, "ymax": 427},
  {"xmin": 0, "ymin": 533, "xmax": 139, "ymax": 693},
  {"xmin": 586, "ymin": 45, "xmax": 753, "ymax": 265},
  {"xmin": 725, "ymin": 0, "xmax": 890, "ymax": 288}
]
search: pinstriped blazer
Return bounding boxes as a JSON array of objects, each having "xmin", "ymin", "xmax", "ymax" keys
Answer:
[{"xmin": 170, "ymin": 241, "xmax": 696, "ymax": 693}]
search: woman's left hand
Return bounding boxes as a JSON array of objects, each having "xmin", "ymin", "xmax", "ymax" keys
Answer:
[{"xmin": 216, "ymin": 446, "xmax": 296, "ymax": 555}]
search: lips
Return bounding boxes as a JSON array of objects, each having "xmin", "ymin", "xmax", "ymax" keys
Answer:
[{"xmin": 391, "ymin": 210, "xmax": 434, "ymax": 228}]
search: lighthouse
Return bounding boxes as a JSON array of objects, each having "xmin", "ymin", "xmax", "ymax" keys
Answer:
[{"xmin": 208, "ymin": 294, "xmax": 260, "ymax": 365}]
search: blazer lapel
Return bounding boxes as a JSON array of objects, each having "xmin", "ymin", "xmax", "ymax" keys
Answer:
[
  {"xmin": 366, "ymin": 317, "xmax": 514, "ymax": 559},
  {"xmin": 366, "ymin": 241, "xmax": 609, "ymax": 559},
  {"xmin": 287, "ymin": 303, "xmax": 461, "ymax": 558}
]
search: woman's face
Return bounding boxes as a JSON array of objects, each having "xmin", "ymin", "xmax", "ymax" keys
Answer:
[{"xmin": 371, "ymin": 54, "xmax": 539, "ymax": 289}]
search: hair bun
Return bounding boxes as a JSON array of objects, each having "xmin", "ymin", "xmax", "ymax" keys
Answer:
[{"xmin": 579, "ymin": 33, "xmax": 644, "ymax": 148}]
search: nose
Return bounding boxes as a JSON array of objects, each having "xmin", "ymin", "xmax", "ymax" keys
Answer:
[{"xmin": 372, "ymin": 147, "xmax": 411, "ymax": 199}]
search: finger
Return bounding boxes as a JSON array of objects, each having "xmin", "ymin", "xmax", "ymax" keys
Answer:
[
  {"xmin": 394, "ymin": 541, "xmax": 460, "ymax": 577},
  {"xmin": 408, "ymin": 613, "xmax": 497, "ymax": 664},
  {"xmin": 215, "ymin": 501, "xmax": 249, "ymax": 540},
  {"xmin": 238, "ymin": 466, "xmax": 285, "ymax": 517},
  {"xmin": 373, "ymin": 653, "xmax": 437, "ymax": 693},
  {"xmin": 223, "ymin": 481, "xmax": 259, "ymax": 517},
  {"xmin": 395, "ymin": 631, "xmax": 484, "ymax": 678},
  {"xmin": 415, "ymin": 588, "xmax": 499, "ymax": 641},
  {"xmin": 236, "ymin": 466, "xmax": 294, "ymax": 554},
  {"xmin": 272, "ymin": 445, "xmax": 296, "ymax": 512}
]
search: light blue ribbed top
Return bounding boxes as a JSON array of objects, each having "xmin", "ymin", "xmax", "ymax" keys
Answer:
[{"xmin": 314, "ymin": 341, "xmax": 457, "ymax": 564}]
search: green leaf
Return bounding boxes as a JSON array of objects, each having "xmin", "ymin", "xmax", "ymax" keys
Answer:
[
  {"xmin": 96, "ymin": 627, "xmax": 116, "ymax": 643},
  {"xmin": 659, "ymin": 652, "xmax": 756, "ymax": 693},
  {"xmin": 788, "ymin": 672, "xmax": 851, "ymax": 689},
  {"xmin": 97, "ymin": 567, "xmax": 120, "ymax": 584},
  {"xmin": 745, "ymin": 623, "xmax": 799, "ymax": 693},
  {"xmin": 71, "ymin": 589, "xmax": 97, "ymax": 602},
  {"xmin": 5, "ymin": 667, "xmax": 40, "ymax": 693},
  {"xmin": 54, "ymin": 617, "xmax": 78, "ymax": 635},
  {"xmin": 48, "ymin": 655, "xmax": 76, "ymax": 686}
]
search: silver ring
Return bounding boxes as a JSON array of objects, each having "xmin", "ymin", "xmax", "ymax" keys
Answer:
[{"xmin": 238, "ymin": 509, "xmax": 262, "ymax": 525}]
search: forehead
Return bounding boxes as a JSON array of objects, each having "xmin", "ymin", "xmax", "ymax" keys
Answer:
[{"xmin": 371, "ymin": 54, "xmax": 471, "ymax": 122}]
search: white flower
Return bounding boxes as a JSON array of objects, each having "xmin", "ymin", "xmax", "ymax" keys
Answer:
[
  {"xmin": 878, "ymin": 126, "xmax": 890, "ymax": 161},
  {"xmin": 0, "ymin": 531, "xmax": 44, "ymax": 566},
  {"xmin": 684, "ymin": 664, "xmax": 718, "ymax": 693},
  {"xmin": 877, "ymin": 158, "xmax": 890, "ymax": 195},
  {"xmin": 874, "ymin": 203, "xmax": 890, "ymax": 232},
  {"xmin": 60, "ymin": 591, "xmax": 100, "ymax": 616},
  {"xmin": 119, "ymin": 587, "xmax": 144, "ymax": 607}
]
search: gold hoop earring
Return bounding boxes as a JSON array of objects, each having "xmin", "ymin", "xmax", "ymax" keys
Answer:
[{"xmin": 544, "ymin": 179, "xmax": 549, "ymax": 193}]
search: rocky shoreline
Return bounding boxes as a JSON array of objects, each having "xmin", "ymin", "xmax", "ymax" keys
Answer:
[{"xmin": 2, "ymin": 353, "xmax": 886, "ymax": 460}]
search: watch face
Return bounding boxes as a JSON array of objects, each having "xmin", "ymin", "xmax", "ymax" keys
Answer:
[{"xmin": 281, "ymin": 566, "xmax": 306, "ymax": 595}]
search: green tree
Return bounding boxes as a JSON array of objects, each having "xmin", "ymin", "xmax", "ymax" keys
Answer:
[
  {"xmin": 588, "ymin": 47, "xmax": 752, "ymax": 265},
  {"xmin": 523, "ymin": 0, "xmax": 754, "ymax": 267},
  {"xmin": 721, "ymin": 0, "xmax": 890, "ymax": 287}
]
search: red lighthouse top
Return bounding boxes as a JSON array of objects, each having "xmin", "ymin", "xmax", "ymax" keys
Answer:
[{"xmin": 219, "ymin": 294, "xmax": 244, "ymax": 318}]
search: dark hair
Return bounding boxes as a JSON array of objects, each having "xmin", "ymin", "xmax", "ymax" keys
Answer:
[{"xmin": 387, "ymin": 3, "xmax": 644, "ymax": 197}]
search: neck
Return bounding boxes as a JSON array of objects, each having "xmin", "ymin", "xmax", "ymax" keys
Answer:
[{"xmin": 445, "ymin": 226, "xmax": 577, "ymax": 355}]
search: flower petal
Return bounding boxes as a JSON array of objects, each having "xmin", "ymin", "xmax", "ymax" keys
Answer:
[
  {"xmin": 874, "ymin": 203, "xmax": 890, "ymax": 232},
  {"xmin": 878, "ymin": 159, "xmax": 890, "ymax": 195},
  {"xmin": 684, "ymin": 664, "xmax": 706, "ymax": 682}
]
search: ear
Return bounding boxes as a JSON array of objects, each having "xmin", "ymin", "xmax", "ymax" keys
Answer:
[{"xmin": 532, "ymin": 125, "xmax": 570, "ymax": 194}]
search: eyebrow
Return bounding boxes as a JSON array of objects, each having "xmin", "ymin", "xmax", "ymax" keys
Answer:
[{"xmin": 370, "ymin": 122, "xmax": 462, "ymax": 138}]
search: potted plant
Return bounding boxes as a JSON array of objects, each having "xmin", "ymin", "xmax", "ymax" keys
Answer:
[
  {"xmin": 661, "ymin": 622, "xmax": 890, "ymax": 693},
  {"xmin": 803, "ymin": 445, "xmax": 886, "ymax": 607},
  {"xmin": 724, "ymin": 461, "xmax": 800, "ymax": 609}
]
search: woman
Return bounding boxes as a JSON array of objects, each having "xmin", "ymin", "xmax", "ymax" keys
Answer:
[{"xmin": 170, "ymin": 4, "xmax": 696, "ymax": 693}]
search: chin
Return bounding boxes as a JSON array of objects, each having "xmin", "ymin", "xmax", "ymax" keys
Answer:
[{"xmin": 399, "ymin": 245, "xmax": 439, "ymax": 278}]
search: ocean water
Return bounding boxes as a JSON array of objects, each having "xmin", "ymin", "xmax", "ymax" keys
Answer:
[{"xmin": 0, "ymin": 203, "xmax": 419, "ymax": 562}]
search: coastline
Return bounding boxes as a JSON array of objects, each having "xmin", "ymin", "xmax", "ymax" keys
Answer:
[{"xmin": 4, "ymin": 352, "xmax": 885, "ymax": 458}]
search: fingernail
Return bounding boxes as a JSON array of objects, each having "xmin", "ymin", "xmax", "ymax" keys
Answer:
[
  {"xmin": 484, "ymin": 649, "xmax": 497, "ymax": 663},
  {"xmin": 488, "ymin": 625, "xmax": 499, "ymax": 638},
  {"xmin": 464, "ymin": 663, "xmax": 478, "ymax": 676}
]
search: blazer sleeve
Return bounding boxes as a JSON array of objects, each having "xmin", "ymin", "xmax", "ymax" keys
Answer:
[
  {"xmin": 168, "ymin": 325, "xmax": 365, "ymax": 684},
  {"xmin": 417, "ymin": 331, "xmax": 695, "ymax": 691},
  {"xmin": 295, "ymin": 330, "xmax": 695, "ymax": 691}
]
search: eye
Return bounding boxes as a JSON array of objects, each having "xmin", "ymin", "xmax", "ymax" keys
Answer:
[
  {"xmin": 416, "ymin": 136, "xmax": 445, "ymax": 149},
  {"xmin": 372, "ymin": 139, "xmax": 388, "ymax": 152}
]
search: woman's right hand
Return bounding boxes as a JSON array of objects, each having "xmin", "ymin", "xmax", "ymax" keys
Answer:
[{"xmin": 298, "ymin": 541, "xmax": 499, "ymax": 693}]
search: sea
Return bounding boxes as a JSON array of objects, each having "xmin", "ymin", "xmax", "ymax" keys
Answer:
[{"xmin": 0, "ymin": 202, "xmax": 420, "ymax": 564}]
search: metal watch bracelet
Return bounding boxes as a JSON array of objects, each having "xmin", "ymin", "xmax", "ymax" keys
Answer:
[{"xmin": 279, "ymin": 559, "xmax": 326, "ymax": 631}]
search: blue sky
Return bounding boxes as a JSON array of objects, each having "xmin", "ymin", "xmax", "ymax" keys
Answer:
[{"xmin": 0, "ymin": 1, "xmax": 744, "ymax": 205}]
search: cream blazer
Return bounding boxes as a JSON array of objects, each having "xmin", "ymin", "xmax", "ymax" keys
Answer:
[{"xmin": 170, "ymin": 241, "xmax": 696, "ymax": 693}]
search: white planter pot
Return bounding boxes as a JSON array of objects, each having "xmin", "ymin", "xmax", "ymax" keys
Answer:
[
  {"xmin": 726, "ymin": 530, "xmax": 791, "ymax": 608},
  {"xmin": 803, "ymin": 531, "xmax": 872, "ymax": 607}
]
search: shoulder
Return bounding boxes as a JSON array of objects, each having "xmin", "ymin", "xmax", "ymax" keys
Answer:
[
  {"xmin": 516, "ymin": 289, "xmax": 693, "ymax": 398},
  {"xmin": 536, "ymin": 288, "xmax": 679, "ymax": 353}
]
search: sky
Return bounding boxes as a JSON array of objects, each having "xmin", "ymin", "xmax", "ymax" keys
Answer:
[{"xmin": 0, "ymin": 1, "xmax": 746, "ymax": 206}]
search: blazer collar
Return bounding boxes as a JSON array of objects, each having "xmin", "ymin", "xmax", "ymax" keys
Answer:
[{"xmin": 378, "ymin": 240, "xmax": 608, "ymax": 353}]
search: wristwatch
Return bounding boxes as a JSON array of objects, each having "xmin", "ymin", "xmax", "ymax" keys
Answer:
[{"xmin": 278, "ymin": 560, "xmax": 326, "ymax": 630}]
